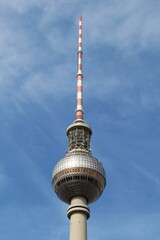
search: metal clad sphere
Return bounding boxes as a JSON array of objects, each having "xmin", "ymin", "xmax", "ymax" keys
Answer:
[{"xmin": 52, "ymin": 151, "xmax": 106, "ymax": 204}]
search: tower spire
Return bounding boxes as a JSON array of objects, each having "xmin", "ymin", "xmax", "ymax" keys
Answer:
[{"xmin": 76, "ymin": 16, "xmax": 83, "ymax": 120}]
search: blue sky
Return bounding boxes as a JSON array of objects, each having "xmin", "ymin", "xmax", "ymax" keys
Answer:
[{"xmin": 0, "ymin": 0, "xmax": 160, "ymax": 239}]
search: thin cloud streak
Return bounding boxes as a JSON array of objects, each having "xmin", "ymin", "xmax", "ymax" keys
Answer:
[
  {"xmin": 83, "ymin": 0, "xmax": 160, "ymax": 51},
  {"xmin": 130, "ymin": 162, "xmax": 160, "ymax": 188}
]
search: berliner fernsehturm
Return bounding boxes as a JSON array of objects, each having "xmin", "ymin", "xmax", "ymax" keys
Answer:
[{"xmin": 52, "ymin": 16, "xmax": 106, "ymax": 240}]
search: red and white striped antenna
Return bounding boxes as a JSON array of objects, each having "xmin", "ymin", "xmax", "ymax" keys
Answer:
[{"xmin": 75, "ymin": 16, "xmax": 84, "ymax": 121}]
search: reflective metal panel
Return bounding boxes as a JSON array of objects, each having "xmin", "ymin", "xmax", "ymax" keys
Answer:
[{"xmin": 52, "ymin": 151, "xmax": 106, "ymax": 204}]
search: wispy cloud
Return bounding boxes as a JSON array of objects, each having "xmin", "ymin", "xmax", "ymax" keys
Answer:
[
  {"xmin": 0, "ymin": 0, "xmax": 42, "ymax": 13},
  {"xmin": 130, "ymin": 161, "xmax": 160, "ymax": 188},
  {"xmin": 83, "ymin": 0, "xmax": 160, "ymax": 51},
  {"xmin": 0, "ymin": 204, "xmax": 69, "ymax": 240},
  {"xmin": 0, "ymin": 0, "xmax": 160, "ymax": 117}
]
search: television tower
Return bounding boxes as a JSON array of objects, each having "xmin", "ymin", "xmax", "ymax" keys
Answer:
[{"xmin": 52, "ymin": 16, "xmax": 106, "ymax": 240}]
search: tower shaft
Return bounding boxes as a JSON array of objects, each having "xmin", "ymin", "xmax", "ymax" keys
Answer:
[{"xmin": 67, "ymin": 197, "xmax": 90, "ymax": 240}]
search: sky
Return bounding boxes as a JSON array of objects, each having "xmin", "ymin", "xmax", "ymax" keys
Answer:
[{"xmin": 0, "ymin": 0, "xmax": 160, "ymax": 239}]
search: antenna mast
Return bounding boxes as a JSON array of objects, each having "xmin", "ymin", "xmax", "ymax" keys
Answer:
[{"xmin": 76, "ymin": 16, "xmax": 83, "ymax": 121}]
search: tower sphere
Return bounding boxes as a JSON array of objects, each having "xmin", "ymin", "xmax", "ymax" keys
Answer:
[{"xmin": 52, "ymin": 150, "xmax": 106, "ymax": 204}]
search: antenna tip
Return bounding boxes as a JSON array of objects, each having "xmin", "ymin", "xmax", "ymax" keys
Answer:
[{"xmin": 79, "ymin": 16, "xmax": 82, "ymax": 21}]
